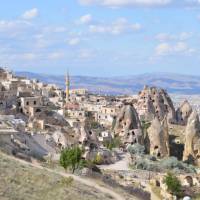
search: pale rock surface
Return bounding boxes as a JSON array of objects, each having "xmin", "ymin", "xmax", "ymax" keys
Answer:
[
  {"xmin": 176, "ymin": 100, "xmax": 193, "ymax": 125},
  {"xmin": 183, "ymin": 111, "xmax": 200, "ymax": 166},
  {"xmin": 147, "ymin": 116, "xmax": 170, "ymax": 158},
  {"xmin": 113, "ymin": 104, "xmax": 143, "ymax": 145},
  {"xmin": 136, "ymin": 86, "xmax": 176, "ymax": 123}
]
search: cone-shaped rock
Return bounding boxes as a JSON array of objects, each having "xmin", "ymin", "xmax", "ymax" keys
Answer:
[
  {"xmin": 147, "ymin": 116, "xmax": 170, "ymax": 158},
  {"xmin": 183, "ymin": 111, "xmax": 200, "ymax": 166},
  {"xmin": 136, "ymin": 86, "xmax": 176, "ymax": 123},
  {"xmin": 113, "ymin": 104, "xmax": 143, "ymax": 145},
  {"xmin": 176, "ymin": 100, "xmax": 193, "ymax": 125}
]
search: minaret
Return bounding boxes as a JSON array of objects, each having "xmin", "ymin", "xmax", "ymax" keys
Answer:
[{"xmin": 65, "ymin": 71, "xmax": 70, "ymax": 102}]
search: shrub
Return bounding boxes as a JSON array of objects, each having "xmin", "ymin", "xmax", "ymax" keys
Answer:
[
  {"xmin": 131, "ymin": 157, "xmax": 157, "ymax": 171},
  {"xmin": 128, "ymin": 144, "xmax": 145, "ymax": 155},
  {"xmin": 160, "ymin": 157, "xmax": 179, "ymax": 169},
  {"xmin": 61, "ymin": 176, "xmax": 74, "ymax": 187},
  {"xmin": 164, "ymin": 172, "xmax": 182, "ymax": 196},
  {"xmin": 90, "ymin": 121, "xmax": 101, "ymax": 129},
  {"xmin": 141, "ymin": 121, "xmax": 151, "ymax": 132},
  {"xmin": 93, "ymin": 154, "xmax": 103, "ymax": 165},
  {"xmin": 103, "ymin": 137, "xmax": 121, "ymax": 150},
  {"xmin": 60, "ymin": 146, "xmax": 83, "ymax": 173},
  {"xmin": 160, "ymin": 157, "xmax": 196, "ymax": 173}
]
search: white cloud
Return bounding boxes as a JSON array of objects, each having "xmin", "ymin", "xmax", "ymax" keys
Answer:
[
  {"xmin": 68, "ymin": 38, "xmax": 80, "ymax": 46},
  {"xmin": 0, "ymin": 19, "xmax": 32, "ymax": 38},
  {"xmin": 79, "ymin": 49, "xmax": 94, "ymax": 59},
  {"xmin": 79, "ymin": 0, "xmax": 200, "ymax": 8},
  {"xmin": 155, "ymin": 33, "xmax": 174, "ymax": 41},
  {"xmin": 48, "ymin": 52, "xmax": 64, "ymax": 60},
  {"xmin": 155, "ymin": 32, "xmax": 192, "ymax": 42},
  {"xmin": 78, "ymin": 14, "xmax": 92, "ymax": 24},
  {"xmin": 89, "ymin": 17, "xmax": 142, "ymax": 35},
  {"xmin": 53, "ymin": 26, "xmax": 67, "ymax": 33},
  {"xmin": 22, "ymin": 8, "xmax": 39, "ymax": 20},
  {"xmin": 21, "ymin": 53, "xmax": 37, "ymax": 60},
  {"xmin": 155, "ymin": 42, "xmax": 195, "ymax": 56},
  {"xmin": 156, "ymin": 42, "xmax": 172, "ymax": 55},
  {"xmin": 79, "ymin": 0, "xmax": 172, "ymax": 7}
]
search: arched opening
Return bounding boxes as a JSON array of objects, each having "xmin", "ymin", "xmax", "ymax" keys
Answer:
[{"xmin": 89, "ymin": 131, "xmax": 92, "ymax": 135}]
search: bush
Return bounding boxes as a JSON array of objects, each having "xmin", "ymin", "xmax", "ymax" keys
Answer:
[
  {"xmin": 61, "ymin": 176, "xmax": 74, "ymax": 187},
  {"xmin": 93, "ymin": 154, "xmax": 103, "ymax": 165},
  {"xmin": 160, "ymin": 157, "xmax": 196, "ymax": 173},
  {"xmin": 60, "ymin": 146, "xmax": 83, "ymax": 173},
  {"xmin": 141, "ymin": 121, "xmax": 151, "ymax": 132},
  {"xmin": 130, "ymin": 155, "xmax": 196, "ymax": 174},
  {"xmin": 103, "ymin": 137, "xmax": 121, "ymax": 150},
  {"xmin": 128, "ymin": 144, "xmax": 145, "ymax": 155},
  {"xmin": 129, "ymin": 156, "xmax": 157, "ymax": 171},
  {"xmin": 160, "ymin": 157, "xmax": 179, "ymax": 169},
  {"xmin": 164, "ymin": 172, "xmax": 182, "ymax": 196},
  {"xmin": 90, "ymin": 121, "xmax": 101, "ymax": 129}
]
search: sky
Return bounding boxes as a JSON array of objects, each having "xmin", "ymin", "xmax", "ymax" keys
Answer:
[{"xmin": 0, "ymin": 0, "xmax": 200, "ymax": 76}]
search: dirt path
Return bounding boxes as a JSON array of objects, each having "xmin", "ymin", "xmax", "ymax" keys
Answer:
[
  {"xmin": 3, "ymin": 153, "xmax": 131, "ymax": 200},
  {"xmin": 100, "ymin": 152, "xmax": 130, "ymax": 171},
  {"xmin": 99, "ymin": 151, "xmax": 160, "ymax": 200},
  {"xmin": 144, "ymin": 183, "xmax": 161, "ymax": 200}
]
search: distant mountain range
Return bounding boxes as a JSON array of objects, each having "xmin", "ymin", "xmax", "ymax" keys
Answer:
[{"xmin": 16, "ymin": 71, "xmax": 200, "ymax": 95}]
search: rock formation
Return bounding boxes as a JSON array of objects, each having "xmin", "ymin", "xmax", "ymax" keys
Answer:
[
  {"xmin": 113, "ymin": 104, "xmax": 143, "ymax": 145},
  {"xmin": 183, "ymin": 111, "xmax": 200, "ymax": 166},
  {"xmin": 78, "ymin": 121, "xmax": 99, "ymax": 149},
  {"xmin": 136, "ymin": 86, "xmax": 176, "ymax": 123},
  {"xmin": 147, "ymin": 116, "xmax": 170, "ymax": 158},
  {"xmin": 176, "ymin": 100, "xmax": 193, "ymax": 125}
]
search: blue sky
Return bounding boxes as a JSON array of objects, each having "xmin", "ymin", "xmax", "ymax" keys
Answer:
[{"xmin": 0, "ymin": 0, "xmax": 200, "ymax": 76}]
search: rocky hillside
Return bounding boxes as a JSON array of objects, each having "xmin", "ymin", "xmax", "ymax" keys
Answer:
[{"xmin": 16, "ymin": 71, "xmax": 200, "ymax": 95}]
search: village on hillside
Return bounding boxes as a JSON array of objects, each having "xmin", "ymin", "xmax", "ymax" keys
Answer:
[{"xmin": 0, "ymin": 67, "xmax": 200, "ymax": 200}]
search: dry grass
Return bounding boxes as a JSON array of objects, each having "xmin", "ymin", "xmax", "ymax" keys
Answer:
[
  {"xmin": 150, "ymin": 184, "xmax": 162, "ymax": 200},
  {"xmin": 0, "ymin": 152, "xmax": 114, "ymax": 200}
]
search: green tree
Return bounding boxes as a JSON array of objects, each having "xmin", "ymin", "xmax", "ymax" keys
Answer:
[
  {"xmin": 60, "ymin": 146, "xmax": 83, "ymax": 173},
  {"xmin": 164, "ymin": 172, "xmax": 182, "ymax": 196},
  {"xmin": 103, "ymin": 137, "xmax": 121, "ymax": 150}
]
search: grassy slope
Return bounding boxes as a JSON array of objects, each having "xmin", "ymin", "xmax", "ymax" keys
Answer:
[{"xmin": 0, "ymin": 152, "xmax": 114, "ymax": 200}]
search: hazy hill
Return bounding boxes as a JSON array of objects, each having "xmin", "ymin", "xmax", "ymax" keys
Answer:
[{"xmin": 16, "ymin": 71, "xmax": 200, "ymax": 95}]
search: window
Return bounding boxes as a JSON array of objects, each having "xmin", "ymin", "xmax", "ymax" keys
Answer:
[
  {"xmin": 89, "ymin": 131, "xmax": 92, "ymax": 135},
  {"xmin": 34, "ymin": 101, "xmax": 37, "ymax": 105},
  {"xmin": 36, "ymin": 109, "xmax": 41, "ymax": 113},
  {"xmin": 26, "ymin": 101, "xmax": 29, "ymax": 106}
]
